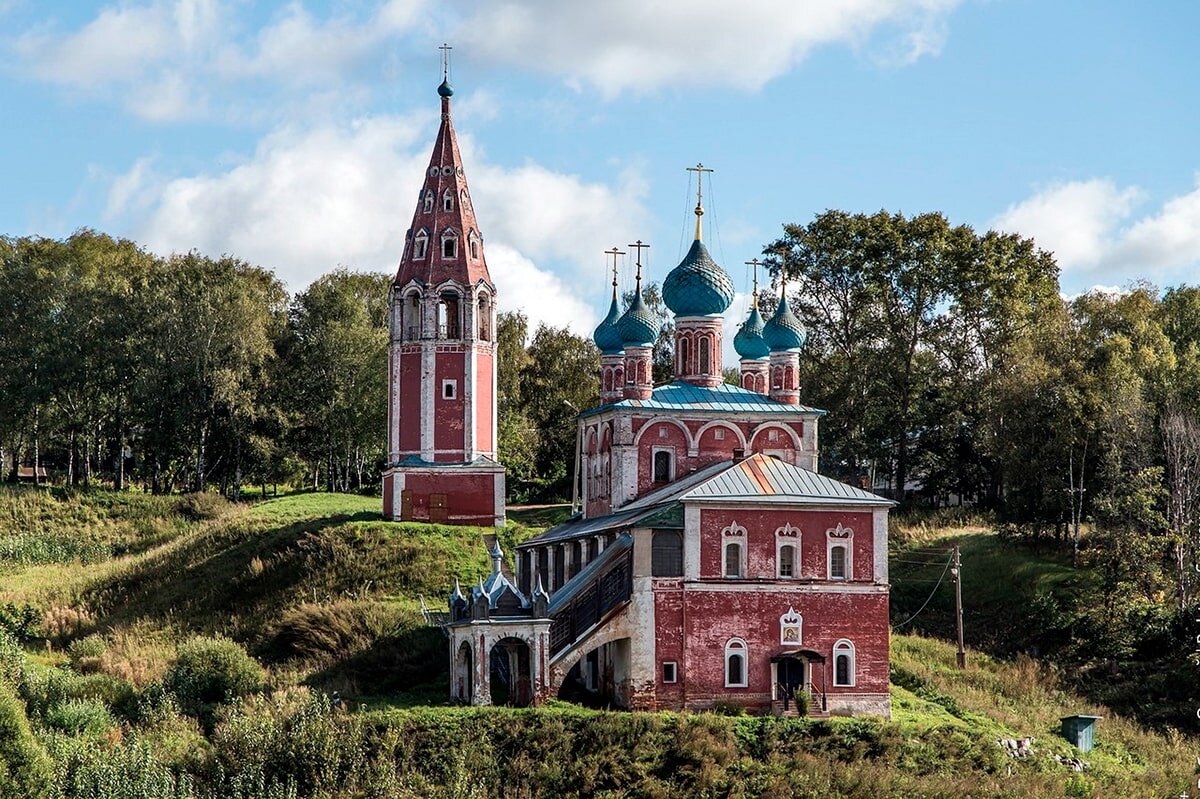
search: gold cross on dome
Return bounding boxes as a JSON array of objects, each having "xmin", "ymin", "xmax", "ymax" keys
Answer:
[
  {"xmin": 745, "ymin": 258, "xmax": 762, "ymax": 309},
  {"xmin": 439, "ymin": 43, "xmax": 452, "ymax": 80},
  {"xmin": 686, "ymin": 163, "xmax": 714, "ymax": 240}
]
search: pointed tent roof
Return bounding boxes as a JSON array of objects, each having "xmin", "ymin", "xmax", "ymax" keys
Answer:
[{"xmin": 394, "ymin": 81, "xmax": 491, "ymax": 289}]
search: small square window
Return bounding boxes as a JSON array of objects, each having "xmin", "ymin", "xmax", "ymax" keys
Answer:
[
  {"xmin": 768, "ymin": 429, "xmax": 779, "ymax": 441},
  {"xmin": 658, "ymin": 427, "xmax": 668, "ymax": 438},
  {"xmin": 442, "ymin": 380, "xmax": 457, "ymax": 400},
  {"xmin": 714, "ymin": 428, "xmax": 725, "ymax": 441},
  {"xmin": 662, "ymin": 662, "xmax": 677, "ymax": 683}
]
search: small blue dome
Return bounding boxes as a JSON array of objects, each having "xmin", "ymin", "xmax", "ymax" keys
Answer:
[
  {"xmin": 438, "ymin": 79, "xmax": 454, "ymax": 97},
  {"xmin": 733, "ymin": 307, "xmax": 770, "ymax": 360},
  {"xmin": 593, "ymin": 296, "xmax": 625, "ymax": 354},
  {"xmin": 662, "ymin": 239, "xmax": 735, "ymax": 317},
  {"xmin": 617, "ymin": 290, "xmax": 658, "ymax": 347},
  {"xmin": 763, "ymin": 295, "xmax": 806, "ymax": 352}
]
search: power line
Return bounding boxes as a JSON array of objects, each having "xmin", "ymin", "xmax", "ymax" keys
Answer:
[{"xmin": 892, "ymin": 554, "xmax": 952, "ymax": 630}]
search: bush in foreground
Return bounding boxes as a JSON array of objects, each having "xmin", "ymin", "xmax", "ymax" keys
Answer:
[{"xmin": 164, "ymin": 637, "xmax": 264, "ymax": 722}]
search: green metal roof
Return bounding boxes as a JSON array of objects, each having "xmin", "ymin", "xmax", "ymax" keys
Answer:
[
  {"xmin": 617, "ymin": 288, "xmax": 658, "ymax": 346},
  {"xmin": 682, "ymin": 454, "xmax": 893, "ymax": 506},
  {"xmin": 579, "ymin": 380, "xmax": 825, "ymax": 418},
  {"xmin": 733, "ymin": 307, "xmax": 770, "ymax": 360},
  {"xmin": 763, "ymin": 295, "xmax": 806, "ymax": 352},
  {"xmin": 662, "ymin": 239, "xmax": 735, "ymax": 316},
  {"xmin": 593, "ymin": 295, "xmax": 625, "ymax": 354}
]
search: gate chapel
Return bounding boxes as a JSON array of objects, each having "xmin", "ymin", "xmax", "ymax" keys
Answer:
[{"xmin": 386, "ymin": 71, "xmax": 893, "ymax": 717}]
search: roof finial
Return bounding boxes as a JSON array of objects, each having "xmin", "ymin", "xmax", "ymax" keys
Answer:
[
  {"xmin": 605, "ymin": 246, "xmax": 625, "ymax": 301},
  {"xmin": 437, "ymin": 43, "xmax": 454, "ymax": 99},
  {"xmin": 628, "ymin": 240, "xmax": 649, "ymax": 292},
  {"xmin": 746, "ymin": 258, "xmax": 761, "ymax": 311},
  {"xmin": 686, "ymin": 163, "xmax": 713, "ymax": 242}
]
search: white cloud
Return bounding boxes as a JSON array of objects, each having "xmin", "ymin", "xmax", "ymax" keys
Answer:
[
  {"xmin": 107, "ymin": 112, "xmax": 642, "ymax": 335},
  {"xmin": 992, "ymin": 175, "xmax": 1200, "ymax": 286},
  {"xmin": 12, "ymin": 0, "xmax": 425, "ymax": 121},
  {"xmin": 454, "ymin": 0, "xmax": 962, "ymax": 96}
]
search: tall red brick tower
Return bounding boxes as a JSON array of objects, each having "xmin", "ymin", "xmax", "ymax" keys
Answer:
[{"xmin": 383, "ymin": 57, "xmax": 504, "ymax": 526}]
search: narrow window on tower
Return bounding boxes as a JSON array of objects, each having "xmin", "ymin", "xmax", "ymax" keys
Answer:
[
  {"xmin": 442, "ymin": 237, "xmax": 457, "ymax": 258},
  {"xmin": 652, "ymin": 449, "xmax": 673, "ymax": 482},
  {"xmin": 442, "ymin": 380, "xmax": 457, "ymax": 400},
  {"xmin": 699, "ymin": 336, "xmax": 711, "ymax": 374},
  {"xmin": 678, "ymin": 337, "xmax": 689, "ymax": 374},
  {"xmin": 413, "ymin": 232, "xmax": 428, "ymax": 259},
  {"xmin": 478, "ymin": 294, "xmax": 491, "ymax": 341},
  {"xmin": 443, "ymin": 189, "xmax": 454, "ymax": 211},
  {"xmin": 423, "ymin": 190, "xmax": 434, "ymax": 213}
]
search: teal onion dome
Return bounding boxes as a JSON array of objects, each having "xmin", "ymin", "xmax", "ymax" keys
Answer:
[
  {"xmin": 763, "ymin": 295, "xmax": 806, "ymax": 352},
  {"xmin": 438, "ymin": 79, "xmax": 454, "ymax": 97},
  {"xmin": 662, "ymin": 239, "xmax": 735, "ymax": 317},
  {"xmin": 617, "ymin": 290, "xmax": 658, "ymax": 347},
  {"xmin": 733, "ymin": 307, "xmax": 770, "ymax": 360},
  {"xmin": 593, "ymin": 296, "xmax": 625, "ymax": 355}
]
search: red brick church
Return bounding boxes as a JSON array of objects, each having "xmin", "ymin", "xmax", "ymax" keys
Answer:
[{"xmin": 386, "ymin": 71, "xmax": 893, "ymax": 718}]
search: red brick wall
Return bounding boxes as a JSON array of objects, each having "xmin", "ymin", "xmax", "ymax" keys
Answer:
[
  {"xmin": 402, "ymin": 470, "xmax": 496, "ymax": 525},
  {"xmin": 398, "ymin": 351, "xmax": 422, "ymax": 453},
  {"xmin": 652, "ymin": 585, "xmax": 889, "ymax": 708},
  {"xmin": 699, "ymin": 508, "xmax": 875, "ymax": 581},
  {"xmin": 434, "ymin": 351, "xmax": 466, "ymax": 460}
]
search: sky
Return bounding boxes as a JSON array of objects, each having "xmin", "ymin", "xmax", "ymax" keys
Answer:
[{"xmin": 3, "ymin": 0, "xmax": 1200, "ymax": 354}]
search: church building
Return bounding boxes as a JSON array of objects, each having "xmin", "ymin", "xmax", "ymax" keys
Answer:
[{"xmin": 386, "ymin": 67, "xmax": 893, "ymax": 717}]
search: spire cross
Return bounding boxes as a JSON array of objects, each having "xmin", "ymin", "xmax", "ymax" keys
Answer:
[
  {"xmin": 628, "ymin": 240, "xmax": 649, "ymax": 270},
  {"xmin": 605, "ymin": 247, "xmax": 626, "ymax": 298},
  {"xmin": 745, "ymin": 258, "xmax": 762, "ymax": 310},
  {"xmin": 439, "ymin": 43, "xmax": 452, "ymax": 81},
  {"xmin": 686, "ymin": 163, "xmax": 714, "ymax": 241}
]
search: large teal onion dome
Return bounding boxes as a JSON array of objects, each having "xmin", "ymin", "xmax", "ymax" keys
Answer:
[
  {"xmin": 763, "ymin": 295, "xmax": 806, "ymax": 352},
  {"xmin": 733, "ymin": 307, "xmax": 770, "ymax": 360},
  {"xmin": 662, "ymin": 240, "xmax": 735, "ymax": 317},
  {"xmin": 593, "ymin": 295, "xmax": 625, "ymax": 354},
  {"xmin": 617, "ymin": 290, "xmax": 658, "ymax": 347}
]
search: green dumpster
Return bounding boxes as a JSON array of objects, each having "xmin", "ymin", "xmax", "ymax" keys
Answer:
[{"xmin": 1060, "ymin": 715, "xmax": 1102, "ymax": 752}]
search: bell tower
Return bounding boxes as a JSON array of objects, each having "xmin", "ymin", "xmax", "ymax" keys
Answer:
[{"xmin": 383, "ymin": 48, "xmax": 505, "ymax": 526}]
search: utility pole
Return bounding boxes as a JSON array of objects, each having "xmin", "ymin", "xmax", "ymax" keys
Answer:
[{"xmin": 952, "ymin": 545, "xmax": 966, "ymax": 668}]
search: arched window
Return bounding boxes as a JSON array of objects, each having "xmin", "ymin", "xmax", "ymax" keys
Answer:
[
  {"xmin": 653, "ymin": 449, "xmax": 673, "ymax": 482},
  {"xmin": 478, "ymin": 295, "xmax": 492, "ymax": 340},
  {"xmin": 833, "ymin": 640, "xmax": 856, "ymax": 687},
  {"xmin": 442, "ymin": 237, "xmax": 457, "ymax": 258},
  {"xmin": 699, "ymin": 336, "xmax": 711, "ymax": 374},
  {"xmin": 460, "ymin": 189, "xmax": 470, "ymax": 209},
  {"xmin": 443, "ymin": 189, "xmax": 455, "ymax": 211},
  {"xmin": 404, "ymin": 291, "xmax": 422, "ymax": 340},
  {"xmin": 779, "ymin": 544, "xmax": 796, "ymax": 578},
  {"xmin": 830, "ymin": 545, "xmax": 847, "ymax": 579},
  {"xmin": 678, "ymin": 337, "xmax": 689, "ymax": 374},
  {"xmin": 469, "ymin": 233, "xmax": 479, "ymax": 260},
  {"xmin": 438, "ymin": 292, "xmax": 461, "ymax": 339},
  {"xmin": 423, "ymin": 190, "xmax": 434, "ymax": 213},
  {"xmin": 413, "ymin": 231, "xmax": 429, "ymax": 259},
  {"xmin": 724, "ymin": 638, "xmax": 748, "ymax": 688},
  {"xmin": 651, "ymin": 530, "xmax": 683, "ymax": 577},
  {"xmin": 724, "ymin": 541, "xmax": 743, "ymax": 578}
]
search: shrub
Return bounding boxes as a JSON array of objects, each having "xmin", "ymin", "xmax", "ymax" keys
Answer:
[
  {"xmin": 0, "ymin": 682, "xmax": 52, "ymax": 798},
  {"xmin": 164, "ymin": 637, "xmax": 264, "ymax": 721},
  {"xmin": 0, "ymin": 603, "xmax": 40, "ymax": 642},
  {"xmin": 68, "ymin": 634, "xmax": 108, "ymax": 674},
  {"xmin": 0, "ymin": 631, "xmax": 23, "ymax": 687},
  {"xmin": 175, "ymin": 493, "xmax": 231, "ymax": 522},
  {"xmin": 44, "ymin": 698, "xmax": 115, "ymax": 736},
  {"xmin": 20, "ymin": 666, "xmax": 134, "ymax": 719}
]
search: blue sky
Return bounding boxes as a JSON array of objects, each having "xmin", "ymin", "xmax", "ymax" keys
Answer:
[{"xmin": 3, "ymin": 0, "xmax": 1199, "ymax": 344}]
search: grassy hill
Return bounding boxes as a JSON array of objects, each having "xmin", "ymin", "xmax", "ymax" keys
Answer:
[{"xmin": 0, "ymin": 487, "xmax": 1196, "ymax": 798}]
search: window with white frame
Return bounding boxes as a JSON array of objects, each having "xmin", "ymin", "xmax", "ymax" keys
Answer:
[
  {"xmin": 833, "ymin": 640, "xmax": 856, "ymax": 686},
  {"xmin": 778, "ymin": 543, "xmax": 797, "ymax": 578},
  {"xmin": 776, "ymin": 523, "xmax": 800, "ymax": 578},
  {"xmin": 442, "ymin": 236, "xmax": 457, "ymax": 258},
  {"xmin": 722, "ymin": 521, "xmax": 746, "ymax": 578},
  {"xmin": 827, "ymin": 523, "xmax": 853, "ymax": 580},
  {"xmin": 714, "ymin": 427, "xmax": 725, "ymax": 441},
  {"xmin": 413, "ymin": 231, "xmax": 429, "ymax": 259},
  {"xmin": 443, "ymin": 188, "xmax": 454, "ymax": 211},
  {"xmin": 442, "ymin": 380, "xmax": 457, "ymax": 400},
  {"xmin": 724, "ymin": 638, "xmax": 748, "ymax": 687},
  {"xmin": 652, "ymin": 448, "xmax": 673, "ymax": 482},
  {"xmin": 662, "ymin": 662, "xmax": 678, "ymax": 684},
  {"xmin": 423, "ymin": 190, "xmax": 434, "ymax": 212}
]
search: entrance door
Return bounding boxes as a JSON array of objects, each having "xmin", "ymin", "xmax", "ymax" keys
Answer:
[
  {"xmin": 430, "ymin": 493, "xmax": 448, "ymax": 524},
  {"xmin": 777, "ymin": 658, "xmax": 806, "ymax": 711}
]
